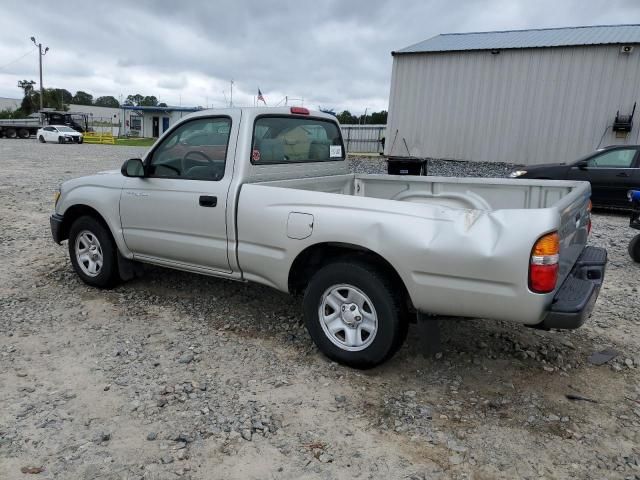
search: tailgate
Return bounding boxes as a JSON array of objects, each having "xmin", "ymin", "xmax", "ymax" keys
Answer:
[{"xmin": 554, "ymin": 183, "xmax": 592, "ymax": 287}]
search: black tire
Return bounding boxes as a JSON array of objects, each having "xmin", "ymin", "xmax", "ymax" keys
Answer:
[
  {"xmin": 6, "ymin": 128, "xmax": 17, "ymax": 139},
  {"xmin": 78, "ymin": 138, "xmax": 83, "ymax": 144},
  {"xmin": 38, "ymin": 135, "xmax": 46, "ymax": 143},
  {"xmin": 629, "ymin": 234, "xmax": 640, "ymax": 263},
  {"xmin": 68, "ymin": 215, "xmax": 120, "ymax": 288},
  {"xmin": 303, "ymin": 261, "xmax": 407, "ymax": 369},
  {"xmin": 58, "ymin": 136, "xmax": 64, "ymax": 144},
  {"xmin": 18, "ymin": 128, "xmax": 29, "ymax": 138}
]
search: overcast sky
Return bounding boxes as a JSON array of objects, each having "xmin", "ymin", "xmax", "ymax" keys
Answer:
[{"xmin": 0, "ymin": 0, "xmax": 637, "ymax": 114}]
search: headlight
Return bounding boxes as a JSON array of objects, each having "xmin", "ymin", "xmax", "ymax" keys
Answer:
[
  {"xmin": 509, "ymin": 170, "xmax": 527, "ymax": 178},
  {"xmin": 54, "ymin": 188, "xmax": 61, "ymax": 206}
]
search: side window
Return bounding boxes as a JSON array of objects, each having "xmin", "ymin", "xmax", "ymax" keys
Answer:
[
  {"xmin": 251, "ymin": 116, "xmax": 344, "ymax": 164},
  {"xmin": 148, "ymin": 117, "xmax": 231, "ymax": 180},
  {"xmin": 587, "ymin": 149, "xmax": 636, "ymax": 168}
]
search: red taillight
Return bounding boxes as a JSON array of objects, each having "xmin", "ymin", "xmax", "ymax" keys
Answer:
[
  {"xmin": 529, "ymin": 232, "xmax": 559, "ymax": 293},
  {"xmin": 530, "ymin": 264, "xmax": 559, "ymax": 293},
  {"xmin": 290, "ymin": 107, "xmax": 309, "ymax": 115}
]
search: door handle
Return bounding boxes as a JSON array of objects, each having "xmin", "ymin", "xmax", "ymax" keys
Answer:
[
  {"xmin": 199, "ymin": 195, "xmax": 217, "ymax": 207},
  {"xmin": 616, "ymin": 172, "xmax": 630, "ymax": 177}
]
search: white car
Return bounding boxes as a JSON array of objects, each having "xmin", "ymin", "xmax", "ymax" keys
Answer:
[{"xmin": 37, "ymin": 125, "xmax": 83, "ymax": 144}]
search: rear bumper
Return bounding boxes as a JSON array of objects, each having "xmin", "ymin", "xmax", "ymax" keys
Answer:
[
  {"xmin": 538, "ymin": 246, "xmax": 607, "ymax": 329},
  {"xmin": 50, "ymin": 213, "xmax": 64, "ymax": 244}
]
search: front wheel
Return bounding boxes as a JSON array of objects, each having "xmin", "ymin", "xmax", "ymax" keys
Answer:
[
  {"xmin": 303, "ymin": 261, "xmax": 407, "ymax": 369},
  {"xmin": 58, "ymin": 136, "xmax": 64, "ymax": 144},
  {"xmin": 68, "ymin": 216, "xmax": 120, "ymax": 288},
  {"xmin": 629, "ymin": 234, "xmax": 640, "ymax": 262}
]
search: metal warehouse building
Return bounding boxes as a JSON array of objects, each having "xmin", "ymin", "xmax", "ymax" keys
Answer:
[{"xmin": 385, "ymin": 24, "xmax": 640, "ymax": 165}]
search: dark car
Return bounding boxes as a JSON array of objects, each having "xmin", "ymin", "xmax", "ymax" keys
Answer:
[{"xmin": 509, "ymin": 145, "xmax": 640, "ymax": 208}]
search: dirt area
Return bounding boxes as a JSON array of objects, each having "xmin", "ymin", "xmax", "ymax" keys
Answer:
[{"xmin": 0, "ymin": 139, "xmax": 639, "ymax": 480}]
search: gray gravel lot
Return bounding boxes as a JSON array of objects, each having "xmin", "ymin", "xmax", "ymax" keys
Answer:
[{"xmin": 0, "ymin": 138, "xmax": 639, "ymax": 479}]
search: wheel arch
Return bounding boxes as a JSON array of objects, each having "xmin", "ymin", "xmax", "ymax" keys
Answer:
[
  {"xmin": 58, "ymin": 204, "xmax": 112, "ymax": 243},
  {"xmin": 288, "ymin": 242, "xmax": 413, "ymax": 310}
]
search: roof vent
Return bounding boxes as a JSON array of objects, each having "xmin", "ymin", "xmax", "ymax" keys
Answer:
[{"xmin": 621, "ymin": 45, "xmax": 634, "ymax": 54}]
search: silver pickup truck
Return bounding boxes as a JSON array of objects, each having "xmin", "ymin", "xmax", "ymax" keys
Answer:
[{"xmin": 50, "ymin": 107, "xmax": 607, "ymax": 368}]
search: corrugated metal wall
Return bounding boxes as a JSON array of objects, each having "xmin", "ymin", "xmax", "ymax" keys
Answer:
[
  {"xmin": 386, "ymin": 45, "xmax": 640, "ymax": 165},
  {"xmin": 341, "ymin": 125, "xmax": 386, "ymax": 153}
]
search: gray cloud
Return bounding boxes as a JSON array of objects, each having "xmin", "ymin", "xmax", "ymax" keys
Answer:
[{"xmin": 0, "ymin": 0, "xmax": 638, "ymax": 113}]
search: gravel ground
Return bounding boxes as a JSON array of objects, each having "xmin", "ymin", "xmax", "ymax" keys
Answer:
[
  {"xmin": 348, "ymin": 156, "xmax": 518, "ymax": 177},
  {"xmin": 0, "ymin": 139, "xmax": 639, "ymax": 480}
]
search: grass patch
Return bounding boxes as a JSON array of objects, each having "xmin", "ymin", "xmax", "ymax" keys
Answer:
[{"xmin": 115, "ymin": 137, "xmax": 156, "ymax": 147}]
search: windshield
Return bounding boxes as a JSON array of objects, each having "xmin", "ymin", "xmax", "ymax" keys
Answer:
[{"xmin": 56, "ymin": 126, "xmax": 77, "ymax": 133}]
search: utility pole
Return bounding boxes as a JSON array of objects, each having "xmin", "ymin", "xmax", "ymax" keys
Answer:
[
  {"xmin": 230, "ymin": 80, "xmax": 234, "ymax": 108},
  {"xmin": 30, "ymin": 36, "xmax": 49, "ymax": 112}
]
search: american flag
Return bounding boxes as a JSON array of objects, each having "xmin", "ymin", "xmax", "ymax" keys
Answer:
[{"xmin": 257, "ymin": 88, "xmax": 267, "ymax": 105}]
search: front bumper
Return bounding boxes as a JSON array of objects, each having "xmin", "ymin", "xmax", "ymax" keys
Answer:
[
  {"xmin": 538, "ymin": 246, "xmax": 607, "ymax": 329},
  {"xmin": 50, "ymin": 213, "xmax": 64, "ymax": 244}
]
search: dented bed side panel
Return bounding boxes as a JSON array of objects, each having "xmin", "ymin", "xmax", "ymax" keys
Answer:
[{"xmin": 235, "ymin": 178, "xmax": 590, "ymax": 325}]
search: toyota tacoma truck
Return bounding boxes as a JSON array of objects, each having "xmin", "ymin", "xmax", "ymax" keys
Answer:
[{"xmin": 50, "ymin": 107, "xmax": 607, "ymax": 368}]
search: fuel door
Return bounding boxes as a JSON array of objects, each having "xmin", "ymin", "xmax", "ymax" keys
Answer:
[{"xmin": 287, "ymin": 212, "xmax": 314, "ymax": 240}]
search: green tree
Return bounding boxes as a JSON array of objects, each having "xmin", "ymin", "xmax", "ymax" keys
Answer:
[
  {"xmin": 124, "ymin": 94, "xmax": 144, "ymax": 106},
  {"xmin": 72, "ymin": 91, "xmax": 93, "ymax": 105},
  {"xmin": 17, "ymin": 80, "xmax": 37, "ymax": 115},
  {"xmin": 139, "ymin": 95, "xmax": 158, "ymax": 107},
  {"xmin": 158, "ymin": 102, "xmax": 168, "ymax": 107},
  {"xmin": 94, "ymin": 96, "xmax": 120, "ymax": 108},
  {"xmin": 0, "ymin": 108, "xmax": 17, "ymax": 119},
  {"xmin": 369, "ymin": 110, "xmax": 387, "ymax": 125},
  {"xmin": 337, "ymin": 110, "xmax": 357, "ymax": 124},
  {"xmin": 46, "ymin": 88, "xmax": 72, "ymax": 110}
]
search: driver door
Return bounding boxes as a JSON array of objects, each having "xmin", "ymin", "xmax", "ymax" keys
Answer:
[{"xmin": 119, "ymin": 114, "xmax": 237, "ymax": 272}]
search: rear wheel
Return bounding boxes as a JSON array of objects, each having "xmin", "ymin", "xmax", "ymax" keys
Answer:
[
  {"xmin": 629, "ymin": 234, "xmax": 640, "ymax": 262},
  {"xmin": 303, "ymin": 261, "xmax": 407, "ymax": 369},
  {"xmin": 68, "ymin": 216, "xmax": 120, "ymax": 288},
  {"xmin": 38, "ymin": 135, "xmax": 46, "ymax": 143},
  {"xmin": 5, "ymin": 128, "xmax": 17, "ymax": 139},
  {"xmin": 17, "ymin": 128, "xmax": 29, "ymax": 138},
  {"xmin": 58, "ymin": 136, "xmax": 64, "ymax": 144}
]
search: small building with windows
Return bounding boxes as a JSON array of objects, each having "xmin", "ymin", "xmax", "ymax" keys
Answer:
[{"xmin": 120, "ymin": 105, "xmax": 202, "ymax": 138}]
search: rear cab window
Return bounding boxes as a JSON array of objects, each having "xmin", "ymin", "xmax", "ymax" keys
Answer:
[{"xmin": 251, "ymin": 115, "xmax": 344, "ymax": 164}]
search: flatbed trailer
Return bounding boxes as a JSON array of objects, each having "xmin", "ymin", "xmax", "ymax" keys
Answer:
[{"xmin": 0, "ymin": 118, "xmax": 41, "ymax": 138}]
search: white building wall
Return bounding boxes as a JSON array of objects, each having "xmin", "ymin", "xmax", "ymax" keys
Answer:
[
  {"xmin": 138, "ymin": 111, "xmax": 193, "ymax": 138},
  {"xmin": 386, "ymin": 45, "xmax": 640, "ymax": 165},
  {"xmin": 0, "ymin": 97, "xmax": 21, "ymax": 111}
]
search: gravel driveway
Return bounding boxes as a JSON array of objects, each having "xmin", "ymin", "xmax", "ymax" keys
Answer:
[{"xmin": 1, "ymin": 139, "xmax": 639, "ymax": 480}]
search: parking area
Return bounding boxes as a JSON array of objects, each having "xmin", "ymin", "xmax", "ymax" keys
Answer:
[{"xmin": 0, "ymin": 138, "xmax": 639, "ymax": 479}]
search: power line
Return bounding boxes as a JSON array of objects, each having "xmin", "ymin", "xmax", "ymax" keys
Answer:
[{"xmin": 0, "ymin": 48, "xmax": 36, "ymax": 72}]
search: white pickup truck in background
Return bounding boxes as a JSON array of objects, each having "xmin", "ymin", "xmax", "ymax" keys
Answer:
[{"xmin": 50, "ymin": 107, "xmax": 607, "ymax": 368}]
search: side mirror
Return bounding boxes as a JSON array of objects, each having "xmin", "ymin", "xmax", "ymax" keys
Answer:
[
  {"xmin": 121, "ymin": 158, "xmax": 145, "ymax": 177},
  {"xmin": 576, "ymin": 160, "xmax": 588, "ymax": 170}
]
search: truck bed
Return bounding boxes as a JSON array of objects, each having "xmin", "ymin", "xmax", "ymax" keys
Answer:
[
  {"xmin": 238, "ymin": 173, "xmax": 592, "ymax": 324},
  {"xmin": 256, "ymin": 173, "xmax": 582, "ymax": 212}
]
